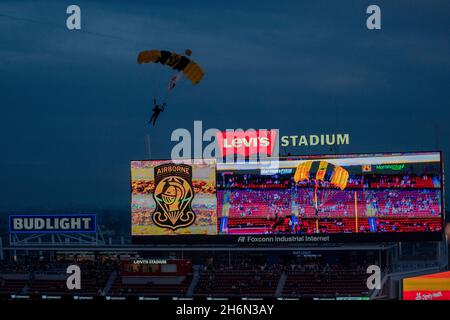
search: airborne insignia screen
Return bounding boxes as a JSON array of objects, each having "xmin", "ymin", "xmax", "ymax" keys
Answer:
[{"xmin": 131, "ymin": 159, "xmax": 217, "ymax": 235}]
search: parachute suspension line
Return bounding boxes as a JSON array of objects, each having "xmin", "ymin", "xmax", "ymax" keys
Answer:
[
  {"xmin": 163, "ymin": 73, "xmax": 177, "ymax": 103},
  {"xmin": 143, "ymin": 62, "xmax": 158, "ymax": 106},
  {"xmin": 154, "ymin": 65, "xmax": 165, "ymax": 102},
  {"xmin": 169, "ymin": 73, "xmax": 187, "ymax": 102},
  {"xmin": 149, "ymin": 71, "xmax": 158, "ymax": 104}
]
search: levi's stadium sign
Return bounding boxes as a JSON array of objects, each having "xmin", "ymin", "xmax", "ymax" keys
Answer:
[
  {"xmin": 214, "ymin": 129, "xmax": 349, "ymax": 158},
  {"xmin": 215, "ymin": 129, "xmax": 278, "ymax": 157},
  {"xmin": 169, "ymin": 122, "xmax": 351, "ymax": 161},
  {"xmin": 9, "ymin": 214, "xmax": 96, "ymax": 234}
]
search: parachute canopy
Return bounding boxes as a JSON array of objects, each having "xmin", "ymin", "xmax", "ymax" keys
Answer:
[
  {"xmin": 294, "ymin": 160, "xmax": 349, "ymax": 190},
  {"xmin": 137, "ymin": 49, "xmax": 204, "ymax": 85}
]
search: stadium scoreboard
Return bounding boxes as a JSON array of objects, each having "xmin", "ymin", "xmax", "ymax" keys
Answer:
[{"xmin": 131, "ymin": 151, "xmax": 444, "ymax": 244}]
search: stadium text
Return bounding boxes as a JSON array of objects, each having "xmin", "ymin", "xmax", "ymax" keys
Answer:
[
  {"xmin": 280, "ymin": 134, "xmax": 350, "ymax": 147},
  {"xmin": 133, "ymin": 259, "xmax": 168, "ymax": 264}
]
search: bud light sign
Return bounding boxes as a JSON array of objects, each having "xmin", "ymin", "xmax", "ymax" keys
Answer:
[{"xmin": 9, "ymin": 214, "xmax": 96, "ymax": 234}]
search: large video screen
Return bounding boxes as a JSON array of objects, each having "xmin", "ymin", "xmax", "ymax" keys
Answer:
[
  {"xmin": 217, "ymin": 152, "xmax": 443, "ymax": 237},
  {"xmin": 132, "ymin": 151, "xmax": 443, "ymax": 244},
  {"xmin": 131, "ymin": 159, "xmax": 217, "ymax": 235}
]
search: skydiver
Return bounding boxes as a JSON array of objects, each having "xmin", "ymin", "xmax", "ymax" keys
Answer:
[{"xmin": 149, "ymin": 99, "xmax": 166, "ymax": 126}]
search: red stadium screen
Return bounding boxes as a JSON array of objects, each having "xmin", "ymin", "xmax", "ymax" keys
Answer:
[{"xmin": 132, "ymin": 151, "xmax": 444, "ymax": 244}]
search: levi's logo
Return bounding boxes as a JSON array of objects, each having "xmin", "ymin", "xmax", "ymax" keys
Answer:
[
  {"xmin": 216, "ymin": 130, "xmax": 277, "ymax": 157},
  {"xmin": 223, "ymin": 137, "xmax": 270, "ymax": 148}
]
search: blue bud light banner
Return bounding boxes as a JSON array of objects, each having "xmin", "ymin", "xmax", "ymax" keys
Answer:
[{"xmin": 9, "ymin": 214, "xmax": 96, "ymax": 234}]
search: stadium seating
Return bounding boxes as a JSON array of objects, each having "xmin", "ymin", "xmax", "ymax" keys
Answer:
[
  {"xmin": 220, "ymin": 185, "xmax": 442, "ymax": 234},
  {"xmin": 195, "ymin": 269, "xmax": 281, "ymax": 297},
  {"xmin": 108, "ymin": 275, "xmax": 192, "ymax": 296},
  {"xmin": 283, "ymin": 268, "xmax": 368, "ymax": 297},
  {"xmin": 24, "ymin": 260, "xmax": 116, "ymax": 296},
  {"xmin": 0, "ymin": 279, "xmax": 28, "ymax": 295},
  {"xmin": 228, "ymin": 189, "xmax": 292, "ymax": 218}
]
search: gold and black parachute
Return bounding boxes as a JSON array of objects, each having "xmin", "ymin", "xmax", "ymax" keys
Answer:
[
  {"xmin": 137, "ymin": 49, "xmax": 204, "ymax": 85},
  {"xmin": 294, "ymin": 160, "xmax": 349, "ymax": 190}
]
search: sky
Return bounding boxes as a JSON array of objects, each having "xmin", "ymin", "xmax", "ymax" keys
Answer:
[{"xmin": 0, "ymin": 0, "xmax": 449, "ymax": 211}]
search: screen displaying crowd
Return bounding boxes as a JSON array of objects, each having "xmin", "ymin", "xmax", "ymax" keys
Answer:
[
  {"xmin": 131, "ymin": 152, "xmax": 443, "ymax": 237},
  {"xmin": 217, "ymin": 152, "xmax": 443, "ymax": 236}
]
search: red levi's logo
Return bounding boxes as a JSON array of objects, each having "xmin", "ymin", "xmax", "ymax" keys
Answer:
[{"xmin": 215, "ymin": 130, "xmax": 278, "ymax": 157}]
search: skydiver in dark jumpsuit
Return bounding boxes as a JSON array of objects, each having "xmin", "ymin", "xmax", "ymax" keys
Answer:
[{"xmin": 149, "ymin": 99, "xmax": 166, "ymax": 126}]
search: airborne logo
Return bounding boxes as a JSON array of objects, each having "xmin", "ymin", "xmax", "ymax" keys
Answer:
[{"xmin": 151, "ymin": 163, "xmax": 196, "ymax": 230}]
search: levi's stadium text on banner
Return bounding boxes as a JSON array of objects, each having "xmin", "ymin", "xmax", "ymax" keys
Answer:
[{"xmin": 131, "ymin": 151, "xmax": 443, "ymax": 245}]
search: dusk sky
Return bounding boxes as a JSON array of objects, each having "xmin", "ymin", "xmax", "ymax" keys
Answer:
[{"xmin": 0, "ymin": 0, "xmax": 449, "ymax": 211}]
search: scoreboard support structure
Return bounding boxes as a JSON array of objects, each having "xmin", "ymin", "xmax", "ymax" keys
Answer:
[{"xmin": 8, "ymin": 224, "xmax": 106, "ymax": 247}]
